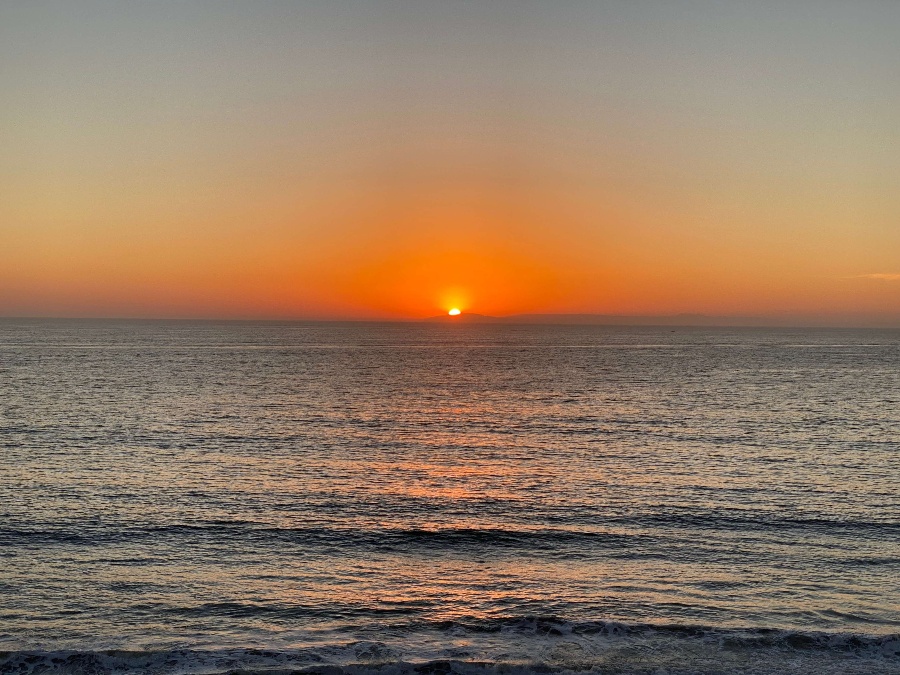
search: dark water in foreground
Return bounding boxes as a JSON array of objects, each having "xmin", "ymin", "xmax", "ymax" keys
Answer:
[{"xmin": 1, "ymin": 320, "xmax": 898, "ymax": 674}]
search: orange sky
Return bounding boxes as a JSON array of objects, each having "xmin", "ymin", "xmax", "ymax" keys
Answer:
[{"xmin": 2, "ymin": 2, "xmax": 898, "ymax": 322}]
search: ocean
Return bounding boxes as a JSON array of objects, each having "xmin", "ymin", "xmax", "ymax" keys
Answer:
[{"xmin": 0, "ymin": 320, "xmax": 898, "ymax": 674}]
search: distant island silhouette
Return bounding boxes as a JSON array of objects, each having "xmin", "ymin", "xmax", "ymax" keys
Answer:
[{"xmin": 424, "ymin": 313, "xmax": 900, "ymax": 327}]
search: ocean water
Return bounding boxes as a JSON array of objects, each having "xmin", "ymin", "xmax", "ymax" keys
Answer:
[{"xmin": 0, "ymin": 320, "xmax": 898, "ymax": 675}]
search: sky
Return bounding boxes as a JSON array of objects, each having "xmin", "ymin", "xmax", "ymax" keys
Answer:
[{"xmin": 1, "ymin": 0, "xmax": 898, "ymax": 322}]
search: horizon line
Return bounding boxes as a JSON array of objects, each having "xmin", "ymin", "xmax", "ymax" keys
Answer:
[{"xmin": 2, "ymin": 312, "xmax": 900, "ymax": 330}]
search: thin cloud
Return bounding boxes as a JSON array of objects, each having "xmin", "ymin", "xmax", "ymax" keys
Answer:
[{"xmin": 853, "ymin": 273, "xmax": 900, "ymax": 281}]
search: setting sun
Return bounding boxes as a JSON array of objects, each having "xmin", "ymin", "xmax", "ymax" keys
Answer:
[{"xmin": 448, "ymin": 308, "xmax": 461, "ymax": 316}]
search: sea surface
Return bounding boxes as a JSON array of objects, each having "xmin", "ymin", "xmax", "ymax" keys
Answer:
[{"xmin": 0, "ymin": 320, "xmax": 898, "ymax": 674}]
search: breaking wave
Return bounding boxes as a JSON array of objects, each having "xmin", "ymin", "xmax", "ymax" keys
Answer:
[{"xmin": 2, "ymin": 618, "xmax": 898, "ymax": 675}]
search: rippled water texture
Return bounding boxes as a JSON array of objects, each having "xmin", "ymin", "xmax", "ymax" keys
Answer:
[{"xmin": 1, "ymin": 320, "xmax": 898, "ymax": 673}]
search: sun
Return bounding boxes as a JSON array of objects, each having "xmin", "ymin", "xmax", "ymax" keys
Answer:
[{"xmin": 448, "ymin": 308, "xmax": 461, "ymax": 316}]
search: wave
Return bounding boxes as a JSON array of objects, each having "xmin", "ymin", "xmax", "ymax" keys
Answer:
[
  {"xmin": 0, "ymin": 523, "xmax": 639, "ymax": 552},
  {"xmin": 2, "ymin": 619, "xmax": 898, "ymax": 675},
  {"xmin": 3, "ymin": 513, "xmax": 897, "ymax": 550}
]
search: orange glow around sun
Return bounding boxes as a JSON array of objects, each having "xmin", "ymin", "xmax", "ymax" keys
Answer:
[{"xmin": 315, "ymin": 226, "xmax": 570, "ymax": 318}]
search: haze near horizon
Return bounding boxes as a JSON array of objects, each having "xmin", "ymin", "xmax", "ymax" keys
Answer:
[{"xmin": 2, "ymin": 1, "xmax": 898, "ymax": 323}]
